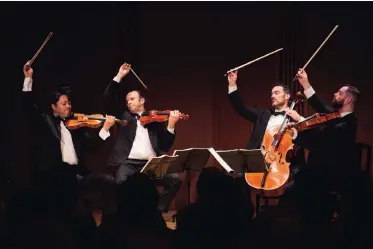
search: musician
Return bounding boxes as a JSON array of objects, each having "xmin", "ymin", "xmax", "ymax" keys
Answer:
[
  {"xmin": 21, "ymin": 61, "xmax": 115, "ymax": 214},
  {"xmin": 100, "ymin": 63, "xmax": 182, "ymax": 213},
  {"xmin": 289, "ymin": 69, "xmax": 359, "ymax": 192},
  {"xmin": 227, "ymin": 71, "xmax": 307, "ymax": 177}
]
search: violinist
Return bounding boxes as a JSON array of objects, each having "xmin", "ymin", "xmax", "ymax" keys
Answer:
[
  {"xmin": 21, "ymin": 61, "xmax": 115, "ymax": 215},
  {"xmin": 100, "ymin": 63, "xmax": 182, "ymax": 213},
  {"xmin": 287, "ymin": 69, "xmax": 360, "ymax": 193}
]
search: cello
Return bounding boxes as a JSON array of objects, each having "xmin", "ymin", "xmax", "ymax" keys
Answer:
[
  {"xmin": 245, "ymin": 92, "xmax": 305, "ymax": 190},
  {"xmin": 243, "ymin": 25, "xmax": 340, "ymax": 190}
]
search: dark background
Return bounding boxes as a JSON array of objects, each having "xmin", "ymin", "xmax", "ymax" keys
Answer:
[{"xmin": 1, "ymin": 1, "xmax": 372, "ymax": 210}]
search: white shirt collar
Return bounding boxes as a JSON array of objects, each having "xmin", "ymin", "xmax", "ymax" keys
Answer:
[
  {"xmin": 274, "ymin": 107, "xmax": 289, "ymax": 112},
  {"xmin": 340, "ymin": 112, "xmax": 352, "ymax": 117}
]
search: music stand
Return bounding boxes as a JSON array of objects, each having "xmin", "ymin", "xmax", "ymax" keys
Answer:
[
  {"xmin": 168, "ymin": 148, "xmax": 212, "ymax": 204},
  {"xmin": 140, "ymin": 155, "xmax": 180, "ymax": 178},
  {"xmin": 216, "ymin": 149, "xmax": 270, "ymax": 211}
]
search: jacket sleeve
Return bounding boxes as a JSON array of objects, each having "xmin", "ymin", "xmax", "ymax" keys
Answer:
[
  {"xmin": 81, "ymin": 127, "xmax": 107, "ymax": 151},
  {"xmin": 293, "ymin": 128, "xmax": 322, "ymax": 151},
  {"xmin": 103, "ymin": 80, "xmax": 125, "ymax": 118},
  {"xmin": 307, "ymin": 93, "xmax": 335, "ymax": 114},
  {"xmin": 21, "ymin": 90, "xmax": 49, "ymax": 128},
  {"xmin": 157, "ymin": 123, "xmax": 176, "ymax": 152},
  {"xmin": 228, "ymin": 90, "xmax": 260, "ymax": 123}
]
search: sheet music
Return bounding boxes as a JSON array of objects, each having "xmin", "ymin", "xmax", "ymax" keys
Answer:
[
  {"xmin": 208, "ymin": 148, "xmax": 235, "ymax": 174},
  {"xmin": 170, "ymin": 148, "xmax": 211, "ymax": 172},
  {"xmin": 140, "ymin": 155, "xmax": 179, "ymax": 178}
]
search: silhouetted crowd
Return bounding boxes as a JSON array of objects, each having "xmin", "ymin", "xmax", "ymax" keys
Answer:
[{"xmin": 0, "ymin": 166, "xmax": 372, "ymax": 249}]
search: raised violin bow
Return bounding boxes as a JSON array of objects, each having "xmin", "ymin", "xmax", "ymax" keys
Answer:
[
  {"xmin": 124, "ymin": 62, "xmax": 148, "ymax": 89},
  {"xmin": 293, "ymin": 25, "xmax": 339, "ymax": 82},
  {"xmin": 224, "ymin": 48, "xmax": 283, "ymax": 76},
  {"xmin": 25, "ymin": 32, "xmax": 53, "ymax": 70}
]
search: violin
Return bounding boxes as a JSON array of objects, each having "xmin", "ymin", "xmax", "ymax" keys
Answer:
[
  {"xmin": 292, "ymin": 112, "xmax": 341, "ymax": 132},
  {"xmin": 245, "ymin": 92, "xmax": 305, "ymax": 191},
  {"xmin": 139, "ymin": 110, "xmax": 189, "ymax": 126},
  {"xmin": 65, "ymin": 113, "xmax": 128, "ymax": 130}
]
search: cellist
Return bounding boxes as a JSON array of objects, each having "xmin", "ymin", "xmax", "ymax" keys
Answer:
[{"xmin": 227, "ymin": 71, "xmax": 307, "ymax": 195}]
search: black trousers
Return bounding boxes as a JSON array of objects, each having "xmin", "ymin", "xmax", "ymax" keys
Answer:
[
  {"xmin": 115, "ymin": 159, "xmax": 182, "ymax": 212},
  {"xmin": 34, "ymin": 163, "xmax": 84, "ymax": 217}
]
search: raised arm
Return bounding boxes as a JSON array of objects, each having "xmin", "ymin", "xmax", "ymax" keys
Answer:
[
  {"xmin": 21, "ymin": 61, "xmax": 49, "ymax": 127},
  {"xmin": 103, "ymin": 63, "xmax": 131, "ymax": 117},
  {"xmin": 296, "ymin": 69, "xmax": 335, "ymax": 113},
  {"xmin": 227, "ymin": 71, "xmax": 260, "ymax": 122}
]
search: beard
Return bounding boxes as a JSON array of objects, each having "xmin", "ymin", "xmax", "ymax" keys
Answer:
[{"xmin": 332, "ymin": 98, "xmax": 343, "ymax": 109}]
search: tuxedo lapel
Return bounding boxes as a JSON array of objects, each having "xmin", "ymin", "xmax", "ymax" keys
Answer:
[{"xmin": 45, "ymin": 115, "xmax": 61, "ymax": 141}]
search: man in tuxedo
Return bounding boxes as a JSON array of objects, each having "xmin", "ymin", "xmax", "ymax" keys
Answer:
[
  {"xmin": 100, "ymin": 63, "xmax": 182, "ymax": 213},
  {"xmin": 227, "ymin": 71, "xmax": 306, "ymax": 185},
  {"xmin": 290, "ymin": 69, "xmax": 359, "ymax": 193},
  {"xmin": 21, "ymin": 61, "xmax": 115, "ymax": 215}
]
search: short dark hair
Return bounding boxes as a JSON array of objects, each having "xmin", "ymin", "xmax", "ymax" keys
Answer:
[
  {"xmin": 48, "ymin": 85, "xmax": 72, "ymax": 106},
  {"xmin": 272, "ymin": 83, "xmax": 291, "ymax": 95},
  {"xmin": 344, "ymin": 84, "xmax": 360, "ymax": 104},
  {"xmin": 126, "ymin": 89, "xmax": 146, "ymax": 102}
]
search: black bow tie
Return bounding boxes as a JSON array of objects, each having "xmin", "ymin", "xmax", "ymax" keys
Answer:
[
  {"xmin": 273, "ymin": 111, "xmax": 286, "ymax": 116},
  {"xmin": 131, "ymin": 113, "xmax": 141, "ymax": 120},
  {"xmin": 54, "ymin": 115, "xmax": 66, "ymax": 124}
]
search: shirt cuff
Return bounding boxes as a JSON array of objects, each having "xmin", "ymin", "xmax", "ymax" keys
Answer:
[
  {"xmin": 303, "ymin": 86, "xmax": 315, "ymax": 99},
  {"xmin": 113, "ymin": 76, "xmax": 122, "ymax": 83},
  {"xmin": 23, "ymin": 77, "xmax": 33, "ymax": 91},
  {"xmin": 167, "ymin": 128, "xmax": 175, "ymax": 134},
  {"xmin": 292, "ymin": 128, "xmax": 298, "ymax": 140},
  {"xmin": 228, "ymin": 85, "xmax": 237, "ymax": 94},
  {"xmin": 99, "ymin": 128, "xmax": 111, "ymax": 140}
]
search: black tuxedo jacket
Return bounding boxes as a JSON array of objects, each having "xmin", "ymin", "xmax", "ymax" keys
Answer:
[
  {"xmin": 103, "ymin": 80, "xmax": 175, "ymax": 167},
  {"xmin": 228, "ymin": 90, "xmax": 274, "ymax": 150},
  {"xmin": 22, "ymin": 91, "xmax": 102, "ymax": 177},
  {"xmin": 228, "ymin": 89, "xmax": 306, "ymax": 168},
  {"xmin": 293, "ymin": 93, "xmax": 358, "ymax": 189}
]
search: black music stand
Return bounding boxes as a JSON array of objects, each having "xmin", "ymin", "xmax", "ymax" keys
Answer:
[
  {"xmin": 140, "ymin": 155, "xmax": 180, "ymax": 178},
  {"xmin": 168, "ymin": 148, "xmax": 212, "ymax": 204},
  {"xmin": 216, "ymin": 149, "xmax": 270, "ymax": 211}
]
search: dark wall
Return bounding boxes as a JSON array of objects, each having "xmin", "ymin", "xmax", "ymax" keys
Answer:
[{"xmin": 1, "ymin": 2, "xmax": 372, "ymax": 209}]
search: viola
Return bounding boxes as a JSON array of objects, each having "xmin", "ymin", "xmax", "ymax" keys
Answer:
[
  {"xmin": 65, "ymin": 113, "xmax": 128, "ymax": 130},
  {"xmin": 292, "ymin": 112, "xmax": 341, "ymax": 132},
  {"xmin": 245, "ymin": 92, "xmax": 305, "ymax": 191},
  {"xmin": 139, "ymin": 110, "xmax": 189, "ymax": 126}
]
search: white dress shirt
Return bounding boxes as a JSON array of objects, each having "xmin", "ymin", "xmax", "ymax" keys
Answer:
[
  {"xmin": 99, "ymin": 76, "xmax": 175, "ymax": 160},
  {"xmin": 59, "ymin": 119, "xmax": 79, "ymax": 165}
]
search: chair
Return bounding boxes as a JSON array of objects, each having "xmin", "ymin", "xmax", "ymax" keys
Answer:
[
  {"xmin": 356, "ymin": 142, "xmax": 371, "ymax": 174},
  {"xmin": 329, "ymin": 143, "xmax": 371, "ymax": 221},
  {"xmin": 255, "ymin": 192, "xmax": 283, "ymax": 214}
]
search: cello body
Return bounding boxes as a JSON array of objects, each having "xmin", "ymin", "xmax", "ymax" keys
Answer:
[{"xmin": 245, "ymin": 125, "xmax": 295, "ymax": 190}]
